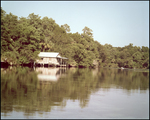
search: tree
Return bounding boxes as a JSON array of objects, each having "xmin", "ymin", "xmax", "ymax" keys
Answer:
[
  {"xmin": 1, "ymin": 7, "xmax": 149, "ymax": 68},
  {"xmin": 141, "ymin": 46, "xmax": 149, "ymax": 52},
  {"xmin": 39, "ymin": 37, "xmax": 54, "ymax": 52},
  {"xmin": 132, "ymin": 51, "xmax": 142, "ymax": 62},
  {"xmin": 61, "ymin": 24, "xmax": 70, "ymax": 33},
  {"xmin": 82, "ymin": 26, "xmax": 93, "ymax": 38},
  {"xmin": 27, "ymin": 13, "xmax": 42, "ymax": 29}
]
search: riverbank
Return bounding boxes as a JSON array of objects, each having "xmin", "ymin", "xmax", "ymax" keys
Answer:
[{"xmin": 1, "ymin": 62, "xmax": 149, "ymax": 73}]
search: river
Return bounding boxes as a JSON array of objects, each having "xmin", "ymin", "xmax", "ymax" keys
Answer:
[{"xmin": 1, "ymin": 67, "xmax": 149, "ymax": 119}]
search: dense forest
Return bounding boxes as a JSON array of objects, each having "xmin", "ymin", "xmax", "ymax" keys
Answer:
[{"xmin": 1, "ymin": 8, "xmax": 149, "ymax": 69}]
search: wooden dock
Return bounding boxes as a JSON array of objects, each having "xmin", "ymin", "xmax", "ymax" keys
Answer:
[{"xmin": 34, "ymin": 61, "xmax": 67, "ymax": 67}]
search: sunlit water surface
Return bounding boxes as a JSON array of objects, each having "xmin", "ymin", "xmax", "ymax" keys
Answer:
[{"xmin": 1, "ymin": 67, "xmax": 149, "ymax": 119}]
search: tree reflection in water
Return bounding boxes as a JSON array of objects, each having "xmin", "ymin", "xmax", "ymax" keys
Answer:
[{"xmin": 1, "ymin": 67, "xmax": 149, "ymax": 117}]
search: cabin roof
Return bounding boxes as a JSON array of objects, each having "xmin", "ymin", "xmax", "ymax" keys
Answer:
[
  {"xmin": 38, "ymin": 52, "xmax": 59, "ymax": 58},
  {"xmin": 38, "ymin": 52, "xmax": 68, "ymax": 59}
]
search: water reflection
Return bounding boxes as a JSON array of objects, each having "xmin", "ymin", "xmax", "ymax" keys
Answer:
[
  {"xmin": 35, "ymin": 67, "xmax": 66, "ymax": 81},
  {"xmin": 1, "ymin": 67, "xmax": 149, "ymax": 118}
]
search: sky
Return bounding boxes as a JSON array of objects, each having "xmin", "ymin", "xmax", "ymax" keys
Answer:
[{"xmin": 1, "ymin": 1, "xmax": 149, "ymax": 48}]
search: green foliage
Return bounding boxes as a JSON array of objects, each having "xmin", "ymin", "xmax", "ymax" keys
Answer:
[
  {"xmin": 1, "ymin": 8, "xmax": 149, "ymax": 68},
  {"xmin": 82, "ymin": 26, "xmax": 93, "ymax": 38},
  {"xmin": 61, "ymin": 24, "xmax": 71, "ymax": 33},
  {"xmin": 132, "ymin": 51, "xmax": 142, "ymax": 62}
]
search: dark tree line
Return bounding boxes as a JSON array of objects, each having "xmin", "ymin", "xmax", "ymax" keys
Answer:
[{"xmin": 1, "ymin": 8, "xmax": 149, "ymax": 68}]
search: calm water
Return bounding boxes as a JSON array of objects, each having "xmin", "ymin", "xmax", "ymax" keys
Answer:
[{"xmin": 1, "ymin": 67, "xmax": 149, "ymax": 119}]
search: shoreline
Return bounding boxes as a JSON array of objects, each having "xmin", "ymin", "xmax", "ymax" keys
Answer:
[{"xmin": 1, "ymin": 62, "xmax": 149, "ymax": 72}]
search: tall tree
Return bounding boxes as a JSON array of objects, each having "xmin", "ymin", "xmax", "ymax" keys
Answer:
[
  {"xmin": 82, "ymin": 26, "xmax": 93, "ymax": 38},
  {"xmin": 61, "ymin": 24, "xmax": 71, "ymax": 33}
]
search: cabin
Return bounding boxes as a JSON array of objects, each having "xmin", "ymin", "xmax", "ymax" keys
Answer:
[{"xmin": 35, "ymin": 52, "xmax": 68, "ymax": 67}]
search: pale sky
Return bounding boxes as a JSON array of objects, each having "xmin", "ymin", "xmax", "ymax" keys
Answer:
[{"xmin": 1, "ymin": 1, "xmax": 149, "ymax": 48}]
